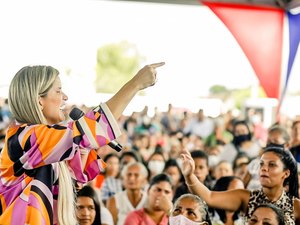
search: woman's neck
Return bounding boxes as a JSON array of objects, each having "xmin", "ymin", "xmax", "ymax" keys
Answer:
[
  {"xmin": 145, "ymin": 207, "xmax": 166, "ymax": 224},
  {"xmin": 262, "ymin": 186, "xmax": 284, "ymax": 202}
]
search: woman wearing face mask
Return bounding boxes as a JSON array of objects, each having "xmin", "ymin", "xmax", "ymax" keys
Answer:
[
  {"xmin": 170, "ymin": 193, "xmax": 212, "ymax": 225},
  {"xmin": 147, "ymin": 150, "xmax": 166, "ymax": 181},
  {"xmin": 218, "ymin": 120, "xmax": 261, "ymax": 165}
]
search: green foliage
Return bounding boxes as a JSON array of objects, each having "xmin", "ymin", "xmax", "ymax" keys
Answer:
[
  {"xmin": 209, "ymin": 85, "xmax": 229, "ymax": 95},
  {"xmin": 209, "ymin": 84, "xmax": 267, "ymax": 109},
  {"xmin": 95, "ymin": 41, "xmax": 144, "ymax": 93}
]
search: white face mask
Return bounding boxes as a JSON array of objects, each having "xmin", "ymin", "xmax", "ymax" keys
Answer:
[
  {"xmin": 169, "ymin": 215, "xmax": 207, "ymax": 225},
  {"xmin": 208, "ymin": 155, "xmax": 220, "ymax": 168},
  {"xmin": 148, "ymin": 160, "xmax": 165, "ymax": 174}
]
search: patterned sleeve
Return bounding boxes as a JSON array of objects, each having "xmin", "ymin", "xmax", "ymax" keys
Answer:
[{"xmin": 1, "ymin": 103, "xmax": 121, "ymax": 183}]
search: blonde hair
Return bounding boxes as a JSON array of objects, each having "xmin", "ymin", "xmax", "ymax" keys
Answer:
[{"xmin": 8, "ymin": 65, "xmax": 77, "ymax": 225}]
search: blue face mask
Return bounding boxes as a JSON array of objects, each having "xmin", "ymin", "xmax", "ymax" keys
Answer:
[{"xmin": 169, "ymin": 215, "xmax": 207, "ymax": 225}]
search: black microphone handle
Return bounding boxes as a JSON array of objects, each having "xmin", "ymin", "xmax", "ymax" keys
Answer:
[
  {"xmin": 108, "ymin": 140, "xmax": 122, "ymax": 152},
  {"xmin": 69, "ymin": 107, "xmax": 122, "ymax": 152}
]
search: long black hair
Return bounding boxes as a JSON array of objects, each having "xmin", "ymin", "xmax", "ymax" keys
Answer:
[
  {"xmin": 148, "ymin": 173, "xmax": 173, "ymax": 190},
  {"xmin": 163, "ymin": 159, "xmax": 184, "ymax": 183},
  {"xmin": 76, "ymin": 185, "xmax": 101, "ymax": 225},
  {"xmin": 211, "ymin": 176, "xmax": 242, "ymax": 223},
  {"xmin": 263, "ymin": 146, "xmax": 299, "ymax": 198}
]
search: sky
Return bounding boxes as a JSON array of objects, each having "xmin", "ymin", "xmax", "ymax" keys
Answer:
[{"xmin": 0, "ymin": 0, "xmax": 299, "ymax": 114}]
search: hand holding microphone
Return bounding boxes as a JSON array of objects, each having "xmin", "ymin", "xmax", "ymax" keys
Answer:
[{"xmin": 69, "ymin": 107, "xmax": 122, "ymax": 152}]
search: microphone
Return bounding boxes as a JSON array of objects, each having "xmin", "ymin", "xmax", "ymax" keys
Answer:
[{"xmin": 69, "ymin": 107, "xmax": 122, "ymax": 152}]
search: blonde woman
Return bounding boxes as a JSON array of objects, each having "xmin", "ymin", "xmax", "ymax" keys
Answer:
[{"xmin": 0, "ymin": 63, "xmax": 164, "ymax": 225}]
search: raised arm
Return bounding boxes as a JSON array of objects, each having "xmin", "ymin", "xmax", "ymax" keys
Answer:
[
  {"xmin": 181, "ymin": 149, "xmax": 250, "ymax": 212},
  {"xmin": 106, "ymin": 62, "xmax": 165, "ymax": 119}
]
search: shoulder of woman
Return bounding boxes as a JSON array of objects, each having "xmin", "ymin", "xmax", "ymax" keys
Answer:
[
  {"xmin": 294, "ymin": 198, "xmax": 300, "ymax": 207},
  {"xmin": 294, "ymin": 198, "xmax": 300, "ymax": 221}
]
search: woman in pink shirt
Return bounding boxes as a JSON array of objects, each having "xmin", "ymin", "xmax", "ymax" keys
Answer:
[{"xmin": 124, "ymin": 173, "xmax": 173, "ymax": 225}]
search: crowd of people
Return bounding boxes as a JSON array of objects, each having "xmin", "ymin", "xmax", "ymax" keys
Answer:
[{"xmin": 0, "ymin": 64, "xmax": 300, "ymax": 225}]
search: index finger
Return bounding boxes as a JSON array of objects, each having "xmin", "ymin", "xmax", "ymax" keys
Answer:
[{"xmin": 149, "ymin": 62, "xmax": 165, "ymax": 68}]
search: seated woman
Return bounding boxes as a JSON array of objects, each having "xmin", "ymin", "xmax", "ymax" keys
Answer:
[
  {"xmin": 163, "ymin": 159, "xmax": 184, "ymax": 195},
  {"xmin": 210, "ymin": 176, "xmax": 245, "ymax": 225},
  {"xmin": 124, "ymin": 173, "xmax": 173, "ymax": 225},
  {"xmin": 174, "ymin": 150, "xmax": 212, "ymax": 202},
  {"xmin": 170, "ymin": 193, "xmax": 212, "ymax": 225},
  {"xmin": 100, "ymin": 153, "xmax": 123, "ymax": 203},
  {"xmin": 249, "ymin": 203, "xmax": 285, "ymax": 225},
  {"xmin": 147, "ymin": 150, "xmax": 166, "ymax": 181},
  {"xmin": 76, "ymin": 185, "xmax": 113, "ymax": 225},
  {"xmin": 181, "ymin": 146, "xmax": 300, "ymax": 224}
]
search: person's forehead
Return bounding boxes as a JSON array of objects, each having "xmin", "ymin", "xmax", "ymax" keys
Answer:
[
  {"xmin": 177, "ymin": 198, "xmax": 199, "ymax": 209},
  {"xmin": 254, "ymin": 207, "xmax": 277, "ymax": 220},
  {"xmin": 53, "ymin": 76, "xmax": 61, "ymax": 86},
  {"xmin": 150, "ymin": 154, "xmax": 164, "ymax": 160},
  {"xmin": 122, "ymin": 155, "xmax": 136, "ymax": 161},
  {"xmin": 151, "ymin": 181, "xmax": 172, "ymax": 191},
  {"xmin": 261, "ymin": 152, "xmax": 281, "ymax": 161},
  {"xmin": 194, "ymin": 158, "xmax": 207, "ymax": 164},
  {"xmin": 77, "ymin": 196, "xmax": 94, "ymax": 205},
  {"xmin": 127, "ymin": 165, "xmax": 142, "ymax": 172}
]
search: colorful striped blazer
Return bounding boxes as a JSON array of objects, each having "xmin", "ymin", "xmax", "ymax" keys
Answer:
[{"xmin": 0, "ymin": 103, "xmax": 121, "ymax": 225}]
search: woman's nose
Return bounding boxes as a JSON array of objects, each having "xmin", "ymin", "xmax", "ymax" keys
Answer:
[{"xmin": 62, "ymin": 92, "xmax": 68, "ymax": 101}]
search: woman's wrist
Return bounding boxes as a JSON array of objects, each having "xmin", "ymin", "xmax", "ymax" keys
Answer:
[
  {"xmin": 167, "ymin": 207, "xmax": 173, "ymax": 216},
  {"xmin": 185, "ymin": 174, "xmax": 198, "ymax": 186},
  {"xmin": 129, "ymin": 75, "xmax": 143, "ymax": 91}
]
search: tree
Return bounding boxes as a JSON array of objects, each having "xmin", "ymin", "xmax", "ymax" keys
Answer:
[
  {"xmin": 95, "ymin": 41, "xmax": 144, "ymax": 93},
  {"xmin": 209, "ymin": 84, "xmax": 266, "ymax": 109},
  {"xmin": 209, "ymin": 85, "xmax": 230, "ymax": 99}
]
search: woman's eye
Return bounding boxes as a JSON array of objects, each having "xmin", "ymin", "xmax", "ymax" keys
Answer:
[
  {"xmin": 249, "ymin": 218, "xmax": 257, "ymax": 224},
  {"xmin": 172, "ymin": 208, "xmax": 180, "ymax": 215},
  {"xmin": 262, "ymin": 223, "xmax": 272, "ymax": 225},
  {"xmin": 187, "ymin": 211, "xmax": 196, "ymax": 216},
  {"xmin": 88, "ymin": 206, "xmax": 95, "ymax": 211},
  {"xmin": 269, "ymin": 163, "xmax": 276, "ymax": 167}
]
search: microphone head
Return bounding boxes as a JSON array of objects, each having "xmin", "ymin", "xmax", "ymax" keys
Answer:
[{"xmin": 69, "ymin": 107, "xmax": 84, "ymax": 120}]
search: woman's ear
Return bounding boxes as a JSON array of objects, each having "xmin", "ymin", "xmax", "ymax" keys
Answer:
[
  {"xmin": 38, "ymin": 96, "xmax": 44, "ymax": 111},
  {"xmin": 284, "ymin": 169, "xmax": 290, "ymax": 179}
]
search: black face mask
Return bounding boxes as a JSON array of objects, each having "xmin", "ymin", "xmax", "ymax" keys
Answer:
[
  {"xmin": 233, "ymin": 134, "xmax": 251, "ymax": 146},
  {"xmin": 290, "ymin": 145, "xmax": 300, "ymax": 158},
  {"xmin": 266, "ymin": 142, "xmax": 285, "ymax": 149}
]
